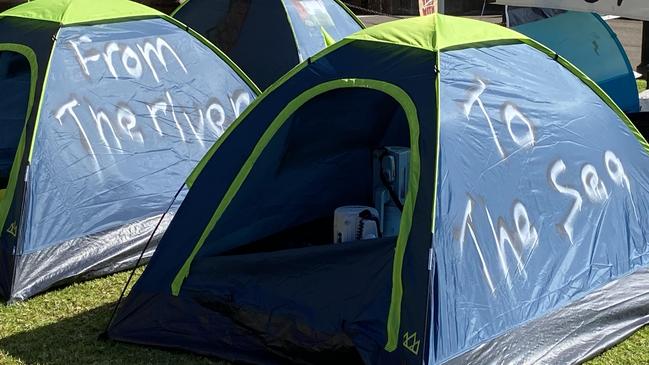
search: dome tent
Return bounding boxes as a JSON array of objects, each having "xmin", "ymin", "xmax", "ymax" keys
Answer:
[
  {"xmin": 0, "ymin": 0, "xmax": 259, "ymax": 302},
  {"xmin": 172, "ymin": 0, "xmax": 364, "ymax": 90},
  {"xmin": 107, "ymin": 14, "xmax": 649, "ymax": 364},
  {"xmin": 503, "ymin": 7, "xmax": 640, "ymax": 113}
]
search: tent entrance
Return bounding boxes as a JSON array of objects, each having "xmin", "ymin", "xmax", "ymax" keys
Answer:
[
  {"xmin": 214, "ymin": 86, "xmax": 413, "ymax": 257},
  {"xmin": 179, "ymin": 86, "xmax": 416, "ymax": 362},
  {"xmin": 0, "ymin": 50, "xmax": 31, "ymax": 201}
]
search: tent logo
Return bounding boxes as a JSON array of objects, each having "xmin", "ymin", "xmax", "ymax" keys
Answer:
[
  {"xmin": 402, "ymin": 331, "xmax": 420, "ymax": 355},
  {"xmin": 6, "ymin": 222, "xmax": 17, "ymax": 238}
]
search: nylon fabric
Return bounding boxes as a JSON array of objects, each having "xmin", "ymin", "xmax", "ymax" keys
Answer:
[
  {"xmin": 24, "ymin": 18, "xmax": 254, "ymax": 254},
  {"xmin": 513, "ymin": 11, "xmax": 639, "ymax": 113},
  {"xmin": 282, "ymin": 0, "xmax": 361, "ymax": 62},
  {"xmin": 0, "ymin": 0, "xmax": 165, "ymax": 25},
  {"xmin": 432, "ymin": 43, "xmax": 649, "ymax": 362}
]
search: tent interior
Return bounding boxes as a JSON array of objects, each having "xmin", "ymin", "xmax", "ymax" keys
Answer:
[
  {"xmin": 207, "ymin": 87, "xmax": 412, "ymax": 256},
  {"xmin": 0, "ymin": 51, "xmax": 30, "ymax": 201},
  {"xmin": 178, "ymin": 88, "xmax": 419, "ymax": 361}
]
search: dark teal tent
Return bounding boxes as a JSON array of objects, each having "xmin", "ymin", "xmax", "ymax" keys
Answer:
[
  {"xmin": 173, "ymin": 0, "xmax": 364, "ymax": 89},
  {"xmin": 505, "ymin": 7, "xmax": 640, "ymax": 113}
]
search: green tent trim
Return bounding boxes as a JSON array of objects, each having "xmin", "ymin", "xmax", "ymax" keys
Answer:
[
  {"xmin": 332, "ymin": 0, "xmax": 365, "ymax": 28},
  {"xmin": 170, "ymin": 81, "xmax": 422, "ymax": 352},
  {"xmin": 7, "ymin": 0, "xmax": 261, "ymax": 163},
  {"xmin": 0, "ymin": 43, "xmax": 38, "ymax": 238},
  {"xmin": 0, "ymin": 0, "xmax": 163, "ymax": 25}
]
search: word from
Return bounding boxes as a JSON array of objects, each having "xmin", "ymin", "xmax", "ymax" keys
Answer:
[{"xmin": 70, "ymin": 36, "xmax": 187, "ymax": 82}]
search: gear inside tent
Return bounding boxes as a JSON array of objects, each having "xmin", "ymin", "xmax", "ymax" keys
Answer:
[
  {"xmin": 107, "ymin": 14, "xmax": 649, "ymax": 365},
  {"xmin": 503, "ymin": 6, "xmax": 640, "ymax": 113},
  {"xmin": 0, "ymin": 0, "xmax": 259, "ymax": 302},
  {"xmin": 172, "ymin": 0, "xmax": 364, "ymax": 89}
]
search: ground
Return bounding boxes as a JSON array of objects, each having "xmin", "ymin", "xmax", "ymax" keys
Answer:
[
  {"xmin": 0, "ymin": 269, "xmax": 222, "ymax": 365},
  {"xmin": 0, "ymin": 266, "xmax": 646, "ymax": 364}
]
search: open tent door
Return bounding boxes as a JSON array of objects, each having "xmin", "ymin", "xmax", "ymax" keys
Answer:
[
  {"xmin": 0, "ymin": 51, "xmax": 31, "ymax": 203},
  {"xmin": 176, "ymin": 87, "xmax": 417, "ymax": 364},
  {"xmin": 0, "ymin": 47, "xmax": 35, "ymax": 301}
]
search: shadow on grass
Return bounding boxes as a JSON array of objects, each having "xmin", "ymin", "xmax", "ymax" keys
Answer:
[{"xmin": 0, "ymin": 303, "xmax": 224, "ymax": 365}]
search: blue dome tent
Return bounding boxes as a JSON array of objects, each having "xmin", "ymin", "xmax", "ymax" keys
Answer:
[
  {"xmin": 0, "ymin": 0, "xmax": 259, "ymax": 302},
  {"xmin": 107, "ymin": 14, "xmax": 649, "ymax": 364}
]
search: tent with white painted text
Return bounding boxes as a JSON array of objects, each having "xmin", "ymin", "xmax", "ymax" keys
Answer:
[
  {"xmin": 172, "ymin": 0, "xmax": 364, "ymax": 90},
  {"xmin": 107, "ymin": 14, "xmax": 649, "ymax": 365},
  {"xmin": 0, "ymin": 0, "xmax": 259, "ymax": 302}
]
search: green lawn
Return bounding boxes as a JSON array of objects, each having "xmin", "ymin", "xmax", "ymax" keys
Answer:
[
  {"xmin": 0, "ymin": 267, "xmax": 647, "ymax": 364},
  {"xmin": 0, "ymin": 269, "xmax": 222, "ymax": 365}
]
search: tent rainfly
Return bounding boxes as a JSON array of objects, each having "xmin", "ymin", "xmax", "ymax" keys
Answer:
[
  {"xmin": 172, "ymin": 0, "xmax": 364, "ymax": 89},
  {"xmin": 504, "ymin": 7, "xmax": 640, "ymax": 113},
  {"xmin": 107, "ymin": 14, "xmax": 649, "ymax": 365},
  {"xmin": 0, "ymin": 0, "xmax": 259, "ymax": 302}
]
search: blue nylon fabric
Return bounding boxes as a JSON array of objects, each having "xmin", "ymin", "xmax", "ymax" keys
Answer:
[
  {"xmin": 23, "ymin": 18, "xmax": 254, "ymax": 253},
  {"xmin": 432, "ymin": 43, "xmax": 649, "ymax": 362},
  {"xmin": 514, "ymin": 11, "xmax": 639, "ymax": 113},
  {"xmin": 281, "ymin": 0, "xmax": 361, "ymax": 62}
]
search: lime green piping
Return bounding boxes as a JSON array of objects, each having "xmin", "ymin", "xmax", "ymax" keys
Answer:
[
  {"xmin": 171, "ymin": 82, "xmax": 422, "ymax": 354},
  {"xmin": 28, "ymin": 29, "xmax": 58, "ymax": 162},
  {"xmin": 332, "ymin": 0, "xmax": 366, "ymax": 28},
  {"xmin": 0, "ymin": 44, "xmax": 39, "ymax": 238},
  {"xmin": 170, "ymin": 0, "xmax": 189, "ymax": 17},
  {"xmin": 186, "ymin": 60, "xmax": 310, "ymax": 187},
  {"xmin": 321, "ymin": 27, "xmax": 336, "ymax": 47},
  {"xmin": 0, "ymin": 0, "xmax": 164, "ymax": 26}
]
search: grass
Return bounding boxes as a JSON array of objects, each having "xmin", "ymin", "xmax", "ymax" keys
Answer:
[
  {"xmin": 590, "ymin": 328, "xmax": 649, "ymax": 365},
  {"xmin": 0, "ymin": 268, "xmax": 647, "ymax": 365},
  {"xmin": 637, "ymin": 79, "xmax": 646, "ymax": 93},
  {"xmin": 0, "ymin": 268, "xmax": 223, "ymax": 365}
]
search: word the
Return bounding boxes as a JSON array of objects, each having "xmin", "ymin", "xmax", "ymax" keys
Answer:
[{"xmin": 458, "ymin": 198, "xmax": 538, "ymax": 292}]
